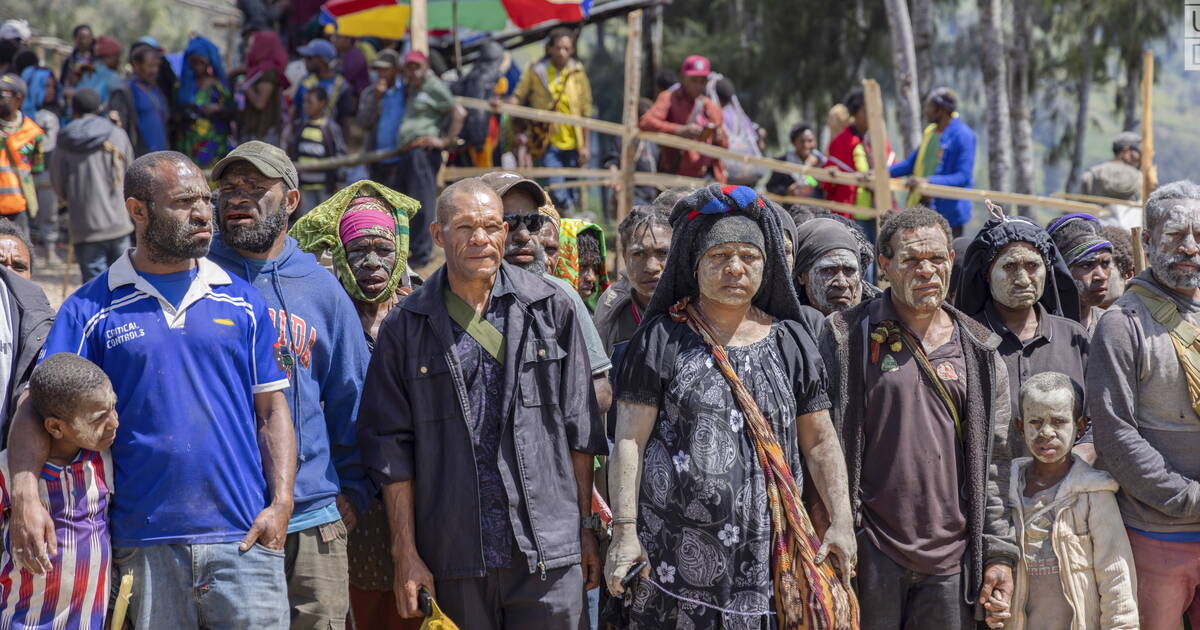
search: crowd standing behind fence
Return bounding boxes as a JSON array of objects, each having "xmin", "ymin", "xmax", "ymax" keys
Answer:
[{"xmin": 0, "ymin": 10, "xmax": 1198, "ymax": 630}]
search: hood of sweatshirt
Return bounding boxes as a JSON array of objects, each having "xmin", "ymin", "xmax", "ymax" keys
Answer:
[
  {"xmin": 59, "ymin": 114, "xmax": 117, "ymax": 152},
  {"xmin": 207, "ymin": 233, "xmax": 374, "ymax": 520}
]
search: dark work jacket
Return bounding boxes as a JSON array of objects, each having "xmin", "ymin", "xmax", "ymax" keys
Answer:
[
  {"xmin": 0, "ymin": 266, "xmax": 54, "ymax": 447},
  {"xmin": 819, "ymin": 296, "xmax": 1018, "ymax": 621},
  {"xmin": 357, "ymin": 263, "xmax": 606, "ymax": 579}
]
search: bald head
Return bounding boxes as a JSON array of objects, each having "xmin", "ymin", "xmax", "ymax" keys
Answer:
[{"xmin": 436, "ymin": 178, "xmax": 502, "ymax": 225}]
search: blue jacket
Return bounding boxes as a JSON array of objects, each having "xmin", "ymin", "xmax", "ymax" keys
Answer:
[
  {"xmin": 890, "ymin": 116, "xmax": 976, "ymax": 227},
  {"xmin": 209, "ymin": 236, "xmax": 373, "ymax": 529}
]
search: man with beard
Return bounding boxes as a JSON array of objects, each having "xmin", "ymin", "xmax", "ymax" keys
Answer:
[
  {"xmin": 5, "ymin": 151, "xmax": 296, "ymax": 628},
  {"xmin": 207, "ymin": 141, "xmax": 373, "ymax": 628},
  {"xmin": 1088, "ymin": 180, "xmax": 1200, "ymax": 629},
  {"xmin": 357, "ymin": 178, "xmax": 605, "ymax": 628},
  {"xmin": 480, "ymin": 171, "xmax": 612, "ymax": 415},
  {"xmin": 820, "ymin": 206, "xmax": 1017, "ymax": 629},
  {"xmin": 793, "ymin": 217, "xmax": 868, "ymax": 316},
  {"xmin": 954, "ymin": 212, "xmax": 1091, "ymax": 461}
]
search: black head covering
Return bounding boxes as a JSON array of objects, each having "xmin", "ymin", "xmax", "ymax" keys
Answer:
[
  {"xmin": 644, "ymin": 184, "xmax": 804, "ymax": 323},
  {"xmin": 773, "ymin": 203, "xmax": 800, "ymax": 264},
  {"xmin": 954, "ymin": 215, "xmax": 1080, "ymax": 320},
  {"xmin": 791, "ymin": 217, "xmax": 864, "ymax": 308}
]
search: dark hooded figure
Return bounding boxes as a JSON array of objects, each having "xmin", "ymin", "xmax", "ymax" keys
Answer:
[
  {"xmin": 605, "ymin": 185, "xmax": 857, "ymax": 629},
  {"xmin": 955, "ymin": 212, "xmax": 1092, "ymax": 460},
  {"xmin": 793, "ymin": 217, "xmax": 871, "ymax": 317}
]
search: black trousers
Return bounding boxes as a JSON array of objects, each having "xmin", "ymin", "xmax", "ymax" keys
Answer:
[
  {"xmin": 434, "ymin": 560, "xmax": 586, "ymax": 630},
  {"xmin": 856, "ymin": 531, "xmax": 973, "ymax": 630},
  {"xmin": 395, "ymin": 147, "xmax": 442, "ymax": 267}
]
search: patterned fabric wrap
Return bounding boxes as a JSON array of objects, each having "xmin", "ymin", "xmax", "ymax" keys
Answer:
[
  {"xmin": 645, "ymin": 184, "xmax": 806, "ymax": 324},
  {"xmin": 289, "ymin": 179, "xmax": 419, "ymax": 303},
  {"xmin": 670, "ymin": 296, "xmax": 859, "ymax": 630},
  {"xmin": 553, "ymin": 217, "xmax": 610, "ymax": 310}
]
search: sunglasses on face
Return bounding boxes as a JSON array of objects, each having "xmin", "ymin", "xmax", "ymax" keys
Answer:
[{"xmin": 503, "ymin": 214, "xmax": 548, "ymax": 232}]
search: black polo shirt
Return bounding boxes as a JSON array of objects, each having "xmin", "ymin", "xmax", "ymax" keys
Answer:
[{"xmin": 973, "ymin": 301, "xmax": 1090, "ymax": 455}]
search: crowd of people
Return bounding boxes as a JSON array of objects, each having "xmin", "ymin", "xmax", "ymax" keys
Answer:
[{"xmin": 0, "ymin": 12, "xmax": 1197, "ymax": 630}]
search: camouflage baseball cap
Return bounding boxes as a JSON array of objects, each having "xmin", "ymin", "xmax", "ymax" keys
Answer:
[{"xmin": 211, "ymin": 141, "xmax": 299, "ymax": 190}]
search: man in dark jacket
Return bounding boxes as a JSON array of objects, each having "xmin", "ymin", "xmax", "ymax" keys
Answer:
[
  {"xmin": 820, "ymin": 206, "xmax": 1017, "ymax": 629},
  {"xmin": 208, "ymin": 141, "xmax": 372, "ymax": 627},
  {"xmin": 357, "ymin": 178, "xmax": 605, "ymax": 628},
  {"xmin": 51, "ymin": 88, "xmax": 134, "ymax": 281},
  {"xmin": 0, "ymin": 263, "xmax": 53, "ymax": 447}
]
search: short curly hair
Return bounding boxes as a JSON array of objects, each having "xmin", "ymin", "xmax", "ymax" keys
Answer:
[
  {"xmin": 29, "ymin": 353, "xmax": 112, "ymax": 422},
  {"xmin": 1101, "ymin": 225, "xmax": 1134, "ymax": 277},
  {"xmin": 877, "ymin": 205, "xmax": 951, "ymax": 259}
]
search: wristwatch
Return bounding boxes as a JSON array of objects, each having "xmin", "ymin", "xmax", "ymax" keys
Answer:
[{"xmin": 580, "ymin": 514, "xmax": 602, "ymax": 530}]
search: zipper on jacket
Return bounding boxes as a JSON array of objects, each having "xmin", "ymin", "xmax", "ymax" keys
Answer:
[{"xmin": 538, "ymin": 561, "xmax": 547, "ymax": 581}]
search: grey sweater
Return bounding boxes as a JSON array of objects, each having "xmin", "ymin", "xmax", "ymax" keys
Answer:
[{"xmin": 1089, "ymin": 271, "xmax": 1200, "ymax": 532}]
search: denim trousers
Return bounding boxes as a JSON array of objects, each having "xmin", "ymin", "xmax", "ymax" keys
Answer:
[
  {"xmin": 539, "ymin": 146, "xmax": 580, "ymax": 212},
  {"xmin": 75, "ymin": 235, "xmax": 131, "ymax": 283},
  {"xmin": 113, "ymin": 541, "xmax": 289, "ymax": 629}
]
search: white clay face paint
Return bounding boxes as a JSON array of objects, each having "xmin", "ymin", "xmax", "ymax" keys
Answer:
[
  {"xmin": 696, "ymin": 243, "xmax": 765, "ymax": 307},
  {"xmin": 988, "ymin": 242, "xmax": 1045, "ymax": 310},
  {"xmin": 1149, "ymin": 200, "xmax": 1200, "ymax": 290},
  {"xmin": 806, "ymin": 249, "xmax": 861, "ymax": 313},
  {"xmin": 1021, "ymin": 388, "xmax": 1077, "ymax": 464}
]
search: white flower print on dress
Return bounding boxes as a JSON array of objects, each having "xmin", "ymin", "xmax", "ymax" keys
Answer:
[
  {"xmin": 673, "ymin": 451, "xmax": 691, "ymax": 473},
  {"xmin": 729, "ymin": 409, "xmax": 744, "ymax": 433},
  {"xmin": 718, "ymin": 523, "xmax": 740, "ymax": 547},
  {"xmin": 656, "ymin": 562, "xmax": 676, "ymax": 584}
]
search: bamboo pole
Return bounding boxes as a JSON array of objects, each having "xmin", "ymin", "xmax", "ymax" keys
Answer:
[
  {"xmin": 1051, "ymin": 191, "xmax": 1140, "ymax": 208},
  {"xmin": 443, "ymin": 166, "xmax": 617, "ymax": 180},
  {"xmin": 617, "ymin": 10, "xmax": 644, "ymax": 224},
  {"xmin": 862, "ymin": 79, "xmax": 892, "ymax": 230},
  {"xmin": 410, "ymin": 0, "xmax": 428, "ymax": 54},
  {"xmin": 461, "ymin": 96, "xmax": 627, "ymax": 135}
]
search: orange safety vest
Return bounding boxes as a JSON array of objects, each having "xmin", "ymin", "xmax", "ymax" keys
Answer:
[{"xmin": 0, "ymin": 115, "xmax": 45, "ymax": 215}]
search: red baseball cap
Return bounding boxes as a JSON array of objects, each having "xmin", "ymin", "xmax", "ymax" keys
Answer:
[
  {"xmin": 681, "ymin": 55, "xmax": 711, "ymax": 77},
  {"xmin": 402, "ymin": 50, "xmax": 428, "ymax": 66}
]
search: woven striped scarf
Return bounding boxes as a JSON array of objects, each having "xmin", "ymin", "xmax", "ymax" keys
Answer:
[{"xmin": 670, "ymin": 297, "xmax": 859, "ymax": 630}]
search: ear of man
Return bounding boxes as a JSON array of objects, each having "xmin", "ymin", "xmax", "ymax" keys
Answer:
[{"xmin": 43, "ymin": 415, "xmax": 66, "ymax": 440}]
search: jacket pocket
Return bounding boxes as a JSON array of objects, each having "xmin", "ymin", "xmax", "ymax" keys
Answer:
[
  {"xmin": 1060, "ymin": 533, "xmax": 1094, "ymax": 572},
  {"xmin": 520, "ymin": 338, "xmax": 566, "ymax": 407},
  {"xmin": 406, "ymin": 359, "xmax": 456, "ymax": 423}
]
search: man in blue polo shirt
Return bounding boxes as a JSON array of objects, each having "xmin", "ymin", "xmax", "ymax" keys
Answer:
[
  {"xmin": 357, "ymin": 49, "xmax": 405, "ymax": 193},
  {"xmin": 208, "ymin": 141, "xmax": 372, "ymax": 626},
  {"xmin": 5, "ymin": 151, "xmax": 297, "ymax": 629}
]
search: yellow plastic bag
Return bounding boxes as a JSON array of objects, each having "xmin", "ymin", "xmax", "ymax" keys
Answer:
[{"xmin": 419, "ymin": 590, "xmax": 460, "ymax": 630}]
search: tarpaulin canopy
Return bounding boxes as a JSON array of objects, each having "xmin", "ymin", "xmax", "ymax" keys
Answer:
[{"xmin": 321, "ymin": 0, "xmax": 591, "ymax": 38}]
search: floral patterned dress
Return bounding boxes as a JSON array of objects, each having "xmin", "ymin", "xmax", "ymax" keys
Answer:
[
  {"xmin": 612, "ymin": 316, "xmax": 830, "ymax": 629},
  {"xmin": 177, "ymin": 82, "xmax": 232, "ymax": 168}
]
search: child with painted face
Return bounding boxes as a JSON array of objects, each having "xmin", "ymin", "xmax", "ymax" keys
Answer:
[{"xmin": 1004, "ymin": 372, "xmax": 1138, "ymax": 630}]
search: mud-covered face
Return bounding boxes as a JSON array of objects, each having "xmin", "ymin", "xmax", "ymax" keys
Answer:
[
  {"xmin": 346, "ymin": 235, "xmax": 397, "ymax": 300},
  {"xmin": 1069, "ymin": 250, "xmax": 1113, "ymax": 309},
  {"xmin": 1021, "ymin": 388, "xmax": 1078, "ymax": 464},
  {"xmin": 696, "ymin": 242, "xmax": 764, "ymax": 307},
  {"xmin": 1148, "ymin": 199, "xmax": 1200, "ymax": 291},
  {"xmin": 802, "ymin": 248, "xmax": 861, "ymax": 314},
  {"xmin": 881, "ymin": 226, "xmax": 953, "ymax": 314},
  {"xmin": 988, "ymin": 241, "xmax": 1045, "ymax": 310}
]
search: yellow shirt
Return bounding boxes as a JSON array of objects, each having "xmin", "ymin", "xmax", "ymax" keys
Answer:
[{"xmin": 547, "ymin": 65, "xmax": 576, "ymax": 151}]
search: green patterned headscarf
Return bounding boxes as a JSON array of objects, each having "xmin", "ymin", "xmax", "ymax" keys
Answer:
[
  {"xmin": 289, "ymin": 180, "xmax": 420, "ymax": 303},
  {"xmin": 553, "ymin": 218, "xmax": 611, "ymax": 310}
]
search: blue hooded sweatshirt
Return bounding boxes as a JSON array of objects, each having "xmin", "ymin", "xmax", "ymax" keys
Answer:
[{"xmin": 208, "ymin": 235, "xmax": 373, "ymax": 532}]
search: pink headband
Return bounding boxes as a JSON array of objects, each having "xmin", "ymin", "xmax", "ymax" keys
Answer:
[{"xmin": 339, "ymin": 198, "xmax": 396, "ymax": 244}]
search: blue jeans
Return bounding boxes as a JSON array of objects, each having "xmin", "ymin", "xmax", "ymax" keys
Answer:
[
  {"xmin": 114, "ymin": 542, "xmax": 289, "ymax": 629},
  {"xmin": 75, "ymin": 235, "xmax": 131, "ymax": 283},
  {"xmin": 540, "ymin": 146, "xmax": 580, "ymax": 211}
]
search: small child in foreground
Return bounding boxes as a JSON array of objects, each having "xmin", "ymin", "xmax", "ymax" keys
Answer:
[
  {"xmin": 1003, "ymin": 372, "xmax": 1138, "ymax": 630},
  {"xmin": 0, "ymin": 353, "xmax": 118, "ymax": 629}
]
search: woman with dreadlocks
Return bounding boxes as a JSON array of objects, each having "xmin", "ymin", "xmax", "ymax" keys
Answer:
[{"xmin": 604, "ymin": 185, "xmax": 858, "ymax": 629}]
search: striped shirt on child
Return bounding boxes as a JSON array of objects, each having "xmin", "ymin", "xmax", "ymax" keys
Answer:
[{"xmin": 0, "ymin": 449, "xmax": 113, "ymax": 630}]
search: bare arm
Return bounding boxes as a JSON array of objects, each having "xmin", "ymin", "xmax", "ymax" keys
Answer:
[
  {"xmin": 383, "ymin": 480, "xmax": 434, "ymax": 618},
  {"xmin": 604, "ymin": 400, "xmax": 657, "ymax": 595},
  {"xmin": 796, "ymin": 409, "xmax": 856, "ymax": 582},
  {"xmin": 7, "ymin": 393, "xmax": 56, "ymax": 574},
  {"xmin": 571, "ymin": 450, "xmax": 601, "ymax": 589},
  {"xmin": 239, "ymin": 390, "xmax": 295, "ymax": 551},
  {"xmin": 444, "ymin": 104, "xmax": 467, "ymax": 146}
]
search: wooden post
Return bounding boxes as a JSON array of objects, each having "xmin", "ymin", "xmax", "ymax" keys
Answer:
[
  {"xmin": 452, "ymin": 0, "xmax": 462, "ymax": 73},
  {"xmin": 1140, "ymin": 50, "xmax": 1157, "ymax": 209},
  {"xmin": 862, "ymin": 79, "xmax": 892, "ymax": 231},
  {"xmin": 617, "ymin": 10, "xmax": 644, "ymax": 226},
  {"xmin": 1131, "ymin": 226, "xmax": 1147, "ymax": 273},
  {"xmin": 410, "ymin": 0, "xmax": 428, "ymax": 54}
]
